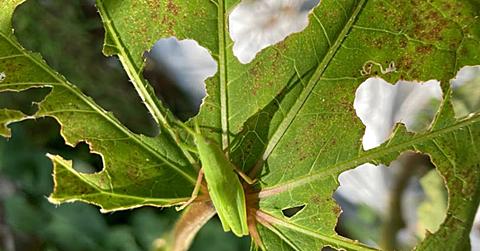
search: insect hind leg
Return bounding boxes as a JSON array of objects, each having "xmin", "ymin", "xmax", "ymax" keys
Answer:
[{"xmin": 176, "ymin": 169, "xmax": 205, "ymax": 211}]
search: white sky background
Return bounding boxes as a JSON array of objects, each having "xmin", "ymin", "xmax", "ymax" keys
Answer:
[
  {"xmin": 229, "ymin": 0, "xmax": 320, "ymax": 64},
  {"xmin": 146, "ymin": 0, "xmax": 480, "ymax": 248},
  {"xmin": 354, "ymin": 78, "xmax": 443, "ymax": 150},
  {"xmin": 147, "ymin": 37, "xmax": 217, "ymax": 110},
  {"xmin": 451, "ymin": 66, "xmax": 480, "ymax": 89},
  {"xmin": 451, "ymin": 66, "xmax": 480, "ymax": 119}
]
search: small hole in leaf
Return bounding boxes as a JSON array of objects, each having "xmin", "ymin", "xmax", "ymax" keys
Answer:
[
  {"xmin": 354, "ymin": 77, "xmax": 442, "ymax": 150},
  {"xmin": 451, "ymin": 65, "xmax": 480, "ymax": 118},
  {"xmin": 321, "ymin": 247, "xmax": 337, "ymax": 251},
  {"xmin": 143, "ymin": 37, "xmax": 217, "ymax": 121},
  {"xmin": 0, "ymin": 88, "xmax": 50, "ymax": 115},
  {"xmin": 2, "ymin": 118, "xmax": 104, "ymax": 174},
  {"xmin": 229, "ymin": 0, "xmax": 320, "ymax": 64},
  {"xmin": 42, "ymin": 126, "xmax": 103, "ymax": 174},
  {"xmin": 281, "ymin": 204, "xmax": 306, "ymax": 218},
  {"xmin": 59, "ymin": 142, "xmax": 103, "ymax": 174},
  {"xmin": 334, "ymin": 152, "xmax": 447, "ymax": 250}
]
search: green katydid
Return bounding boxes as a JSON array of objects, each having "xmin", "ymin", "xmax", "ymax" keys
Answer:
[{"xmin": 176, "ymin": 124, "xmax": 256, "ymax": 237}]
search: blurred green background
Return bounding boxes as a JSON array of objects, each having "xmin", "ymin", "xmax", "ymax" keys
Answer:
[{"xmin": 0, "ymin": 0, "xmax": 249, "ymax": 250}]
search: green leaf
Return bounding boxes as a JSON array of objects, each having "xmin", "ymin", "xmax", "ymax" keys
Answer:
[
  {"xmin": 1, "ymin": 0, "xmax": 480, "ymax": 250},
  {"xmin": 0, "ymin": 1, "xmax": 197, "ymax": 212}
]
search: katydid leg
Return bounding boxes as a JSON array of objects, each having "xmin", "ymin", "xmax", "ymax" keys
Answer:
[
  {"xmin": 176, "ymin": 169, "xmax": 205, "ymax": 211},
  {"xmin": 233, "ymin": 166, "xmax": 257, "ymax": 185}
]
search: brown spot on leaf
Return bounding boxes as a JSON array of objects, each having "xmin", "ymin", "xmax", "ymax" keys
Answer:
[
  {"xmin": 399, "ymin": 38, "xmax": 408, "ymax": 49},
  {"xmin": 333, "ymin": 205, "xmax": 342, "ymax": 216},
  {"xmin": 415, "ymin": 45, "xmax": 433, "ymax": 54},
  {"xmin": 310, "ymin": 195, "xmax": 323, "ymax": 204},
  {"xmin": 167, "ymin": 0, "xmax": 180, "ymax": 15},
  {"xmin": 398, "ymin": 56, "xmax": 413, "ymax": 71},
  {"xmin": 412, "ymin": 8, "xmax": 448, "ymax": 42}
]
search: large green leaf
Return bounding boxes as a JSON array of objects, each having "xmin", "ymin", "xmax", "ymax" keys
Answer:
[
  {"xmin": 0, "ymin": 0, "xmax": 197, "ymax": 212},
  {"xmin": 1, "ymin": 0, "xmax": 479, "ymax": 250}
]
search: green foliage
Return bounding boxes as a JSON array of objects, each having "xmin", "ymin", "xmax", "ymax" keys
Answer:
[{"xmin": 1, "ymin": 0, "xmax": 480, "ymax": 250}]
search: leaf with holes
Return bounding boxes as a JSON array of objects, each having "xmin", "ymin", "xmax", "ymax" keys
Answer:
[
  {"xmin": 1, "ymin": 0, "xmax": 198, "ymax": 212},
  {"xmin": 1, "ymin": 0, "xmax": 480, "ymax": 250}
]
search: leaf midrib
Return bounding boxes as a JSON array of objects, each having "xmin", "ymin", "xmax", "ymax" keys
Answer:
[{"xmin": 217, "ymin": 0, "xmax": 230, "ymax": 152}]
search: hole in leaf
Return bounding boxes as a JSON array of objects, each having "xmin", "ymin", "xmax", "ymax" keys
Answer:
[
  {"xmin": 12, "ymin": 0, "xmax": 158, "ymax": 136},
  {"xmin": 45, "ymin": 138, "xmax": 103, "ymax": 174},
  {"xmin": 281, "ymin": 204, "xmax": 306, "ymax": 218},
  {"xmin": 354, "ymin": 77, "xmax": 443, "ymax": 150},
  {"xmin": 13, "ymin": 117, "xmax": 104, "ymax": 174},
  {"xmin": 142, "ymin": 37, "xmax": 217, "ymax": 121},
  {"xmin": 0, "ymin": 88, "xmax": 50, "ymax": 115},
  {"xmin": 321, "ymin": 247, "xmax": 337, "ymax": 251},
  {"xmin": 229, "ymin": 0, "xmax": 320, "ymax": 64},
  {"xmin": 1, "ymin": 117, "xmax": 104, "ymax": 178},
  {"xmin": 334, "ymin": 152, "xmax": 447, "ymax": 250},
  {"xmin": 68, "ymin": 142, "xmax": 103, "ymax": 174},
  {"xmin": 471, "ymin": 205, "xmax": 480, "ymax": 250},
  {"xmin": 451, "ymin": 65, "xmax": 480, "ymax": 118}
]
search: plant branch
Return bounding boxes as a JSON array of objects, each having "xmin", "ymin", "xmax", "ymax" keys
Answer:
[{"xmin": 158, "ymin": 201, "xmax": 216, "ymax": 251}]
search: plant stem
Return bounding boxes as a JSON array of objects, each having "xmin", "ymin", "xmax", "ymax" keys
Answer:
[{"xmin": 158, "ymin": 201, "xmax": 216, "ymax": 251}]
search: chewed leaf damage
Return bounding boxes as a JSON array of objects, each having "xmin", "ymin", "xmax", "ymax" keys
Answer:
[
  {"xmin": 229, "ymin": 0, "xmax": 320, "ymax": 64},
  {"xmin": 143, "ymin": 37, "xmax": 217, "ymax": 121},
  {"xmin": 451, "ymin": 65, "xmax": 480, "ymax": 118},
  {"xmin": 354, "ymin": 77, "xmax": 442, "ymax": 150}
]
